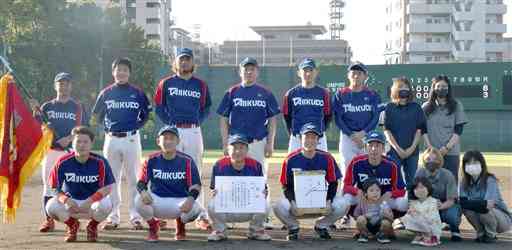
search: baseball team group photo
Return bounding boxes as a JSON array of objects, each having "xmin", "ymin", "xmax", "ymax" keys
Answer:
[{"xmin": 1, "ymin": 1, "xmax": 512, "ymax": 250}]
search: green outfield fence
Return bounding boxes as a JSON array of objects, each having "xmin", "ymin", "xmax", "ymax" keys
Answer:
[{"xmin": 96, "ymin": 62, "xmax": 512, "ymax": 152}]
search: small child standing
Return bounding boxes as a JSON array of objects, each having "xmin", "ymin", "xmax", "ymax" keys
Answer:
[
  {"xmin": 402, "ymin": 177, "xmax": 442, "ymax": 246},
  {"xmin": 354, "ymin": 178, "xmax": 394, "ymax": 244}
]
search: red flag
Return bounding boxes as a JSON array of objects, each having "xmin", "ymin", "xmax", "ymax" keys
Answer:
[{"xmin": 0, "ymin": 73, "xmax": 53, "ymax": 223}]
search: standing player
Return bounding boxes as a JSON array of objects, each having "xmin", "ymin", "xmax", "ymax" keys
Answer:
[
  {"xmin": 135, "ymin": 126, "xmax": 203, "ymax": 242},
  {"xmin": 92, "ymin": 57, "xmax": 152, "ymax": 230},
  {"xmin": 217, "ymin": 57, "xmax": 280, "ymax": 228},
  {"xmin": 332, "ymin": 62, "xmax": 382, "ymax": 174},
  {"xmin": 273, "ymin": 123, "xmax": 349, "ymax": 240},
  {"xmin": 217, "ymin": 57, "xmax": 280, "ymax": 173},
  {"xmin": 46, "ymin": 126, "xmax": 114, "ymax": 242},
  {"xmin": 207, "ymin": 134, "xmax": 271, "ymax": 241},
  {"xmin": 282, "ymin": 58, "xmax": 331, "ymax": 152},
  {"xmin": 35, "ymin": 72, "xmax": 88, "ymax": 233},
  {"xmin": 154, "ymin": 47, "xmax": 211, "ymax": 229}
]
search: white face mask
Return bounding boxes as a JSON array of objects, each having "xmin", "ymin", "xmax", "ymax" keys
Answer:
[{"xmin": 465, "ymin": 163, "xmax": 482, "ymax": 177}]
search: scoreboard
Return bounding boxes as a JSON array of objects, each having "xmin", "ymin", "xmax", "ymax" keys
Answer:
[{"xmin": 319, "ymin": 62, "xmax": 512, "ymax": 111}]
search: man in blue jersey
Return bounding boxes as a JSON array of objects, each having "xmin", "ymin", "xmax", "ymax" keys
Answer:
[
  {"xmin": 135, "ymin": 126, "xmax": 203, "ymax": 242},
  {"xmin": 153, "ymin": 47, "xmax": 212, "ymax": 230},
  {"xmin": 217, "ymin": 57, "xmax": 280, "ymax": 229},
  {"xmin": 46, "ymin": 126, "xmax": 114, "ymax": 242},
  {"xmin": 282, "ymin": 58, "xmax": 331, "ymax": 152},
  {"xmin": 217, "ymin": 57, "xmax": 280, "ymax": 174},
  {"xmin": 342, "ymin": 131, "xmax": 408, "ymax": 217},
  {"xmin": 207, "ymin": 134, "xmax": 271, "ymax": 242},
  {"xmin": 274, "ymin": 123, "xmax": 349, "ymax": 240},
  {"xmin": 33, "ymin": 72, "xmax": 88, "ymax": 233},
  {"xmin": 92, "ymin": 57, "xmax": 152, "ymax": 230},
  {"xmin": 332, "ymin": 62, "xmax": 385, "ymax": 174}
]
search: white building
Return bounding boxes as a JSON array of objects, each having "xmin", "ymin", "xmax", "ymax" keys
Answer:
[
  {"xmin": 117, "ymin": 0, "xmax": 174, "ymax": 55},
  {"xmin": 384, "ymin": 0, "xmax": 507, "ymax": 64},
  {"xmin": 505, "ymin": 37, "xmax": 512, "ymax": 61},
  {"xmin": 219, "ymin": 25, "xmax": 352, "ymax": 66}
]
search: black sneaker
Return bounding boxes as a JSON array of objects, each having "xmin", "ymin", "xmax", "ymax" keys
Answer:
[
  {"xmin": 451, "ymin": 232, "xmax": 462, "ymax": 242},
  {"xmin": 314, "ymin": 227, "xmax": 332, "ymax": 240},
  {"xmin": 287, "ymin": 228, "xmax": 299, "ymax": 241},
  {"xmin": 357, "ymin": 234, "xmax": 369, "ymax": 243},
  {"xmin": 475, "ymin": 235, "xmax": 485, "ymax": 242},
  {"xmin": 482, "ymin": 234, "xmax": 497, "ymax": 243},
  {"xmin": 376, "ymin": 232, "xmax": 391, "ymax": 244}
]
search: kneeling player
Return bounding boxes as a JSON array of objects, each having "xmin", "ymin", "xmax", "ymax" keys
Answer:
[
  {"xmin": 273, "ymin": 123, "xmax": 349, "ymax": 240},
  {"xmin": 46, "ymin": 126, "xmax": 114, "ymax": 242},
  {"xmin": 207, "ymin": 134, "xmax": 271, "ymax": 241},
  {"xmin": 135, "ymin": 126, "xmax": 204, "ymax": 242}
]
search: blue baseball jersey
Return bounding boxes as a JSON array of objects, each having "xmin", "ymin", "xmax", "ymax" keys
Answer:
[
  {"xmin": 48, "ymin": 152, "xmax": 115, "ymax": 200},
  {"xmin": 210, "ymin": 156, "xmax": 264, "ymax": 190},
  {"xmin": 280, "ymin": 149, "xmax": 342, "ymax": 185},
  {"xmin": 39, "ymin": 98, "xmax": 87, "ymax": 150},
  {"xmin": 332, "ymin": 87, "xmax": 382, "ymax": 136},
  {"xmin": 217, "ymin": 83, "xmax": 280, "ymax": 141},
  {"xmin": 282, "ymin": 85, "xmax": 331, "ymax": 135},
  {"xmin": 138, "ymin": 151, "xmax": 201, "ymax": 198},
  {"xmin": 92, "ymin": 83, "xmax": 151, "ymax": 132},
  {"xmin": 343, "ymin": 155, "xmax": 406, "ymax": 198},
  {"xmin": 154, "ymin": 75, "xmax": 212, "ymax": 125}
]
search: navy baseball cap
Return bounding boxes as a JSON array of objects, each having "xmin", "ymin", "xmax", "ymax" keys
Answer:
[
  {"xmin": 348, "ymin": 62, "xmax": 368, "ymax": 74},
  {"xmin": 239, "ymin": 57, "xmax": 258, "ymax": 67},
  {"xmin": 299, "ymin": 58, "xmax": 316, "ymax": 70},
  {"xmin": 300, "ymin": 122, "xmax": 322, "ymax": 136},
  {"xmin": 365, "ymin": 131, "xmax": 385, "ymax": 144},
  {"xmin": 228, "ymin": 133, "xmax": 249, "ymax": 145},
  {"xmin": 175, "ymin": 47, "xmax": 193, "ymax": 58},
  {"xmin": 158, "ymin": 125, "xmax": 179, "ymax": 138},
  {"xmin": 54, "ymin": 72, "xmax": 72, "ymax": 82}
]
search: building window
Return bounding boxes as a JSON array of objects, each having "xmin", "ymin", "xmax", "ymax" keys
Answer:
[
  {"xmin": 263, "ymin": 35, "xmax": 275, "ymax": 40},
  {"xmin": 146, "ymin": 2, "xmax": 160, "ymax": 8},
  {"xmin": 146, "ymin": 18, "xmax": 160, "ymax": 24},
  {"xmin": 426, "ymin": 18, "xmax": 433, "ymax": 24},
  {"xmin": 146, "ymin": 34, "xmax": 160, "ymax": 40},
  {"xmin": 298, "ymin": 34, "xmax": 312, "ymax": 39},
  {"xmin": 426, "ymin": 37, "xmax": 433, "ymax": 43},
  {"xmin": 426, "ymin": 56, "xmax": 433, "ymax": 62}
]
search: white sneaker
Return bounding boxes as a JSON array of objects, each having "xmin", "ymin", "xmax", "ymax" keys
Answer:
[
  {"xmin": 248, "ymin": 230, "xmax": 272, "ymax": 241},
  {"xmin": 207, "ymin": 231, "xmax": 227, "ymax": 241}
]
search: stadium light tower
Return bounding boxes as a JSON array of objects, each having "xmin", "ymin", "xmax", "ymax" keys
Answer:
[{"xmin": 329, "ymin": 0, "xmax": 345, "ymax": 40}]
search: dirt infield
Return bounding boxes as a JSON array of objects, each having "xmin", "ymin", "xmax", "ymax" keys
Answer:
[{"xmin": 0, "ymin": 162, "xmax": 511, "ymax": 250}]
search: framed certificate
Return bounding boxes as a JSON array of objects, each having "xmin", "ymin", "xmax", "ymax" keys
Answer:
[
  {"xmin": 214, "ymin": 176, "xmax": 266, "ymax": 213},
  {"xmin": 293, "ymin": 170, "xmax": 328, "ymax": 214}
]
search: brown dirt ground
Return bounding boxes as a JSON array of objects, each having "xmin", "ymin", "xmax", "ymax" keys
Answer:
[{"xmin": 0, "ymin": 163, "xmax": 511, "ymax": 250}]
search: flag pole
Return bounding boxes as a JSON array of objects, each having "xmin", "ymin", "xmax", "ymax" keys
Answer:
[{"xmin": 0, "ymin": 56, "xmax": 48, "ymax": 123}]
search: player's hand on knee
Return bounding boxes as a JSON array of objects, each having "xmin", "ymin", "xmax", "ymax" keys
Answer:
[
  {"xmin": 141, "ymin": 191, "xmax": 153, "ymax": 205},
  {"xmin": 180, "ymin": 197, "xmax": 194, "ymax": 213}
]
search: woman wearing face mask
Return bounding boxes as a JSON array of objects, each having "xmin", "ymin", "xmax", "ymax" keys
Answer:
[
  {"xmin": 415, "ymin": 148, "xmax": 462, "ymax": 241},
  {"xmin": 459, "ymin": 150, "xmax": 512, "ymax": 243},
  {"xmin": 422, "ymin": 75, "xmax": 467, "ymax": 182},
  {"xmin": 382, "ymin": 77, "xmax": 427, "ymax": 191}
]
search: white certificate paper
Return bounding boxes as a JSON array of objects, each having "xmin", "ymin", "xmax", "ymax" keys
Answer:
[
  {"xmin": 293, "ymin": 170, "xmax": 327, "ymax": 209},
  {"xmin": 214, "ymin": 176, "xmax": 266, "ymax": 213}
]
